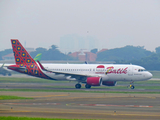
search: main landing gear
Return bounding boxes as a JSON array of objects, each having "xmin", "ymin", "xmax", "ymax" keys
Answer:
[
  {"xmin": 75, "ymin": 83, "xmax": 81, "ymax": 89},
  {"xmin": 85, "ymin": 84, "xmax": 91, "ymax": 89},
  {"xmin": 75, "ymin": 83, "xmax": 92, "ymax": 89},
  {"xmin": 128, "ymin": 81, "xmax": 135, "ymax": 89}
]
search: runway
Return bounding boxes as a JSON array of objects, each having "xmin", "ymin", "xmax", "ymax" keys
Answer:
[
  {"xmin": 0, "ymin": 91, "xmax": 160, "ymax": 119},
  {"xmin": 0, "ymin": 75, "xmax": 160, "ymax": 119}
]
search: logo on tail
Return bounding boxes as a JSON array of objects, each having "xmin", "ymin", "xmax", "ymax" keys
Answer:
[
  {"xmin": 11, "ymin": 39, "xmax": 35, "ymax": 65},
  {"xmin": 9, "ymin": 39, "xmax": 51, "ymax": 79}
]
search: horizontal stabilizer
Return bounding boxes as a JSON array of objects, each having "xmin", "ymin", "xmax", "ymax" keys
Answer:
[{"xmin": 8, "ymin": 65, "xmax": 26, "ymax": 72}]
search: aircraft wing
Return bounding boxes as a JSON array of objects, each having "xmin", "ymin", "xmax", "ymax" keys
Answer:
[{"xmin": 37, "ymin": 61, "xmax": 98, "ymax": 81}]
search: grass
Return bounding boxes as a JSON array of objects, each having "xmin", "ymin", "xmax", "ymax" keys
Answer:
[
  {"xmin": 0, "ymin": 88, "xmax": 159, "ymax": 94},
  {"xmin": 0, "ymin": 116, "xmax": 95, "ymax": 120},
  {"xmin": 0, "ymin": 77, "xmax": 66, "ymax": 83},
  {"xmin": 0, "ymin": 95, "xmax": 33, "ymax": 100}
]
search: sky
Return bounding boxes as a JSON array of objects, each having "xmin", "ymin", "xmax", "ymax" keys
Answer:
[{"xmin": 0, "ymin": 0, "xmax": 160, "ymax": 52}]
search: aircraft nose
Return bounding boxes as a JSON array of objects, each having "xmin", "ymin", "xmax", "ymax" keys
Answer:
[{"xmin": 147, "ymin": 72, "xmax": 153, "ymax": 79}]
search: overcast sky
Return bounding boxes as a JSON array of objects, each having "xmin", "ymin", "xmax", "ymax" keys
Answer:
[{"xmin": 0, "ymin": 0, "xmax": 160, "ymax": 52}]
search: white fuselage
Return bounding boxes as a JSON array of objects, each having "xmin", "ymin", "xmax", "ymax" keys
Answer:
[{"xmin": 40, "ymin": 63, "xmax": 152, "ymax": 82}]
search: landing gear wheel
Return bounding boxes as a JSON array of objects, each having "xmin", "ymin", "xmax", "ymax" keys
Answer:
[
  {"xmin": 2, "ymin": 73, "xmax": 6, "ymax": 76},
  {"xmin": 85, "ymin": 84, "xmax": 91, "ymax": 89},
  {"xmin": 8, "ymin": 73, "xmax": 12, "ymax": 76},
  {"xmin": 130, "ymin": 85, "xmax": 135, "ymax": 89},
  {"xmin": 75, "ymin": 84, "xmax": 81, "ymax": 89}
]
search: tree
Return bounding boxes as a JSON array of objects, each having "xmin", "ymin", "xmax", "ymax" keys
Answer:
[
  {"xmin": 30, "ymin": 44, "xmax": 75, "ymax": 61},
  {"xmin": 51, "ymin": 45, "xmax": 58, "ymax": 50},
  {"xmin": 96, "ymin": 45, "xmax": 153, "ymax": 61},
  {"xmin": 90, "ymin": 48, "xmax": 98, "ymax": 54},
  {"xmin": 36, "ymin": 47, "xmax": 47, "ymax": 52},
  {"xmin": 155, "ymin": 46, "xmax": 160, "ymax": 54},
  {"xmin": 0, "ymin": 49, "xmax": 13, "ymax": 60},
  {"xmin": 68, "ymin": 52, "xmax": 72, "ymax": 55}
]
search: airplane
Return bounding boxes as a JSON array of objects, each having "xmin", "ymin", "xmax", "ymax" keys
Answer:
[{"xmin": 7, "ymin": 39, "xmax": 152, "ymax": 89}]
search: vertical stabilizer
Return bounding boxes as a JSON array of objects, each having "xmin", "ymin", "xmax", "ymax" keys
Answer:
[
  {"xmin": 11, "ymin": 39, "xmax": 35, "ymax": 65},
  {"xmin": 10, "ymin": 39, "xmax": 50, "ymax": 79}
]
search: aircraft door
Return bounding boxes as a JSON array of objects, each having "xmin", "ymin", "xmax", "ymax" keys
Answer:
[{"xmin": 128, "ymin": 66, "xmax": 133, "ymax": 76}]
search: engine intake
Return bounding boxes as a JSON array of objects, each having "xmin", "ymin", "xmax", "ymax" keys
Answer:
[{"xmin": 86, "ymin": 77, "xmax": 102, "ymax": 86}]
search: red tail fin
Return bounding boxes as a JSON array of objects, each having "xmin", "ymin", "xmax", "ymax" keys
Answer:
[
  {"xmin": 10, "ymin": 39, "xmax": 51, "ymax": 79},
  {"xmin": 11, "ymin": 39, "xmax": 35, "ymax": 65}
]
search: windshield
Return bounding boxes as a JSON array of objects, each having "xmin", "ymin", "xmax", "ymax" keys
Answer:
[{"xmin": 138, "ymin": 69, "xmax": 146, "ymax": 72}]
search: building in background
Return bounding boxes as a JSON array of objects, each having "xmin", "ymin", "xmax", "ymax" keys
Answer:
[
  {"xmin": 69, "ymin": 49, "xmax": 108, "ymax": 62},
  {"xmin": 60, "ymin": 34, "xmax": 97, "ymax": 53}
]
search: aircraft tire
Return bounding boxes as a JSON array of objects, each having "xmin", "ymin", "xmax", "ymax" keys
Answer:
[
  {"xmin": 85, "ymin": 84, "xmax": 91, "ymax": 89},
  {"xmin": 75, "ymin": 84, "xmax": 81, "ymax": 89},
  {"xmin": 8, "ymin": 73, "xmax": 12, "ymax": 76},
  {"xmin": 2, "ymin": 73, "xmax": 6, "ymax": 76},
  {"xmin": 130, "ymin": 85, "xmax": 135, "ymax": 89}
]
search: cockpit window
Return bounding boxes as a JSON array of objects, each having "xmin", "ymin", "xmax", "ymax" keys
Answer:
[{"xmin": 138, "ymin": 69, "xmax": 146, "ymax": 72}]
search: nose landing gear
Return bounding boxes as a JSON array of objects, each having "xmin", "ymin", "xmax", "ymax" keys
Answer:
[
  {"xmin": 128, "ymin": 81, "xmax": 135, "ymax": 89},
  {"xmin": 129, "ymin": 85, "xmax": 135, "ymax": 89}
]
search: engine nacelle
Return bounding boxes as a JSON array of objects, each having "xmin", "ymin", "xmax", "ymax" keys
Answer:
[
  {"xmin": 86, "ymin": 77, "xmax": 102, "ymax": 86},
  {"xmin": 102, "ymin": 81, "xmax": 117, "ymax": 86}
]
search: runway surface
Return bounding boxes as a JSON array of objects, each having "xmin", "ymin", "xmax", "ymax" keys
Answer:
[
  {"xmin": 0, "ymin": 91, "xmax": 160, "ymax": 120},
  {"xmin": 0, "ymin": 75, "xmax": 160, "ymax": 119}
]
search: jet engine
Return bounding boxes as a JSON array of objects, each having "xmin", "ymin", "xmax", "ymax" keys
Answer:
[
  {"xmin": 102, "ymin": 81, "xmax": 117, "ymax": 86},
  {"xmin": 86, "ymin": 77, "xmax": 102, "ymax": 86}
]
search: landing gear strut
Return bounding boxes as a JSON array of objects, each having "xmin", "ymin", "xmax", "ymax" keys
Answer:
[
  {"xmin": 130, "ymin": 85, "xmax": 135, "ymax": 89},
  {"xmin": 75, "ymin": 83, "xmax": 81, "ymax": 89},
  {"xmin": 128, "ymin": 81, "xmax": 135, "ymax": 89}
]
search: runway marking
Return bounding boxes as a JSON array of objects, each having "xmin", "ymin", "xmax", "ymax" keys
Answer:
[
  {"xmin": 0, "ymin": 111, "xmax": 31, "ymax": 113},
  {"xmin": 0, "ymin": 102, "xmax": 153, "ymax": 108},
  {"xmin": 0, "ymin": 103, "xmax": 60, "ymax": 105},
  {"xmin": 34, "ymin": 94, "xmax": 69, "ymax": 98},
  {"xmin": 77, "ymin": 104, "xmax": 153, "ymax": 108}
]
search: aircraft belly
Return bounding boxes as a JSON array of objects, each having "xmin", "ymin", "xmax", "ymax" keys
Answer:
[
  {"xmin": 44, "ymin": 72, "xmax": 67, "ymax": 80},
  {"xmin": 107, "ymin": 74, "xmax": 123, "ymax": 81},
  {"xmin": 101, "ymin": 75, "xmax": 109, "ymax": 81},
  {"xmin": 132, "ymin": 75, "xmax": 147, "ymax": 81}
]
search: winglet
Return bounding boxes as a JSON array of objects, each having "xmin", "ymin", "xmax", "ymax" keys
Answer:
[{"xmin": 34, "ymin": 53, "xmax": 42, "ymax": 62}]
